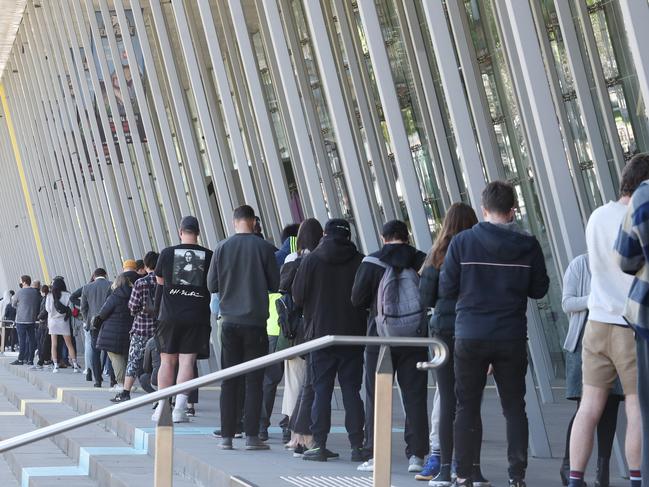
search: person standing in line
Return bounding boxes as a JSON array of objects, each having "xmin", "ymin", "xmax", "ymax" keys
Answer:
[
  {"xmin": 259, "ymin": 223, "xmax": 300, "ymax": 443},
  {"xmin": 11, "ymin": 275, "xmax": 41, "ymax": 366},
  {"xmin": 614, "ymin": 155, "xmax": 649, "ymax": 485},
  {"xmin": 292, "ymin": 219, "xmax": 369, "ymax": 463},
  {"xmin": 81, "ymin": 269, "xmax": 113, "ymax": 387},
  {"xmin": 559, "ymin": 253, "xmax": 623, "ymax": 487},
  {"xmin": 206, "ymin": 205, "xmax": 279, "ymax": 451},
  {"xmin": 278, "ymin": 218, "xmax": 323, "ymax": 454},
  {"xmin": 71, "ymin": 273, "xmax": 94, "ymax": 381},
  {"xmin": 95, "ymin": 274, "xmax": 134, "ymax": 391},
  {"xmin": 419, "ymin": 203, "xmax": 490, "ymax": 486},
  {"xmin": 351, "ymin": 219, "xmax": 430, "ymax": 475},
  {"xmin": 568, "ymin": 157, "xmax": 649, "ymax": 487},
  {"xmin": 136, "ymin": 259, "xmax": 147, "ymax": 277},
  {"xmin": 122, "ymin": 260, "xmax": 140, "ymax": 286},
  {"xmin": 153, "ymin": 216, "xmax": 212, "ymax": 424},
  {"xmin": 111, "ymin": 251, "xmax": 159, "ymax": 403},
  {"xmin": 34, "ymin": 285, "xmax": 51, "ymax": 370},
  {"xmin": 46, "ymin": 277, "xmax": 81, "ymax": 373},
  {"xmin": 440, "ymin": 181, "xmax": 549, "ymax": 487}
]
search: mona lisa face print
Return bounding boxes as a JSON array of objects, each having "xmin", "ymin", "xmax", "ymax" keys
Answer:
[{"xmin": 172, "ymin": 249, "xmax": 206, "ymax": 287}]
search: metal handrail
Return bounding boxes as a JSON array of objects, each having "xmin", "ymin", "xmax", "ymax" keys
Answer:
[{"xmin": 0, "ymin": 335, "xmax": 447, "ymax": 453}]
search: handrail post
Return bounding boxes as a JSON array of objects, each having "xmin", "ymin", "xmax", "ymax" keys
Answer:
[
  {"xmin": 373, "ymin": 345, "xmax": 393, "ymax": 487},
  {"xmin": 154, "ymin": 400, "xmax": 174, "ymax": 487}
]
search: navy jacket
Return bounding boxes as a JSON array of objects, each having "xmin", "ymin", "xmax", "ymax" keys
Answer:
[
  {"xmin": 439, "ymin": 222, "xmax": 549, "ymax": 340},
  {"xmin": 96, "ymin": 285, "xmax": 134, "ymax": 355}
]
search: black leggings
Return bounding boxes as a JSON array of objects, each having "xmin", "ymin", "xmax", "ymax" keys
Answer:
[
  {"xmin": 436, "ymin": 334, "xmax": 482, "ymax": 466},
  {"xmin": 563, "ymin": 395, "xmax": 621, "ymax": 461}
]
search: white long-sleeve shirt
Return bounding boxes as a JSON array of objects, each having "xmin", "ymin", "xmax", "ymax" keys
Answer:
[{"xmin": 586, "ymin": 201, "xmax": 633, "ymax": 325}]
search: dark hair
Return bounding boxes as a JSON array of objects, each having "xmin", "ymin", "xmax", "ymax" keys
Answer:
[
  {"xmin": 280, "ymin": 224, "xmax": 300, "ymax": 243},
  {"xmin": 296, "ymin": 218, "xmax": 324, "ymax": 253},
  {"xmin": 21, "ymin": 275, "xmax": 31, "ymax": 286},
  {"xmin": 41, "ymin": 285, "xmax": 49, "ymax": 295},
  {"xmin": 144, "ymin": 251, "xmax": 159, "ymax": 270},
  {"xmin": 423, "ymin": 203, "xmax": 478, "ymax": 270},
  {"xmin": 233, "ymin": 205, "xmax": 256, "ymax": 221},
  {"xmin": 9, "ymin": 290, "xmax": 14, "ymax": 296},
  {"xmin": 382, "ymin": 220, "xmax": 409, "ymax": 242},
  {"xmin": 51, "ymin": 278, "xmax": 67, "ymax": 301},
  {"xmin": 135, "ymin": 259, "xmax": 145, "ymax": 271},
  {"xmin": 93, "ymin": 268, "xmax": 107, "ymax": 278},
  {"xmin": 620, "ymin": 153, "xmax": 649, "ymax": 197},
  {"xmin": 482, "ymin": 180, "xmax": 517, "ymax": 215}
]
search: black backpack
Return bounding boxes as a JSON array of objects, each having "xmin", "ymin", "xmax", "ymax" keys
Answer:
[{"xmin": 276, "ymin": 293, "xmax": 302, "ymax": 347}]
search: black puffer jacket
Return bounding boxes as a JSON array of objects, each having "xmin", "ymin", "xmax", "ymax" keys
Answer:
[
  {"xmin": 292, "ymin": 236, "xmax": 367, "ymax": 340},
  {"xmin": 96, "ymin": 284, "xmax": 134, "ymax": 355}
]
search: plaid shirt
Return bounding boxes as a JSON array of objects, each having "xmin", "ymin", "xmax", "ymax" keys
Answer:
[
  {"xmin": 128, "ymin": 272, "xmax": 156, "ymax": 337},
  {"xmin": 615, "ymin": 180, "xmax": 649, "ymax": 341}
]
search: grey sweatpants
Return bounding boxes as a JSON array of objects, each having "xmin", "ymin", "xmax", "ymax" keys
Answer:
[{"xmin": 638, "ymin": 337, "xmax": 649, "ymax": 479}]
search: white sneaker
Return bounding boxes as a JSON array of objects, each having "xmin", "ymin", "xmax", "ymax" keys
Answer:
[
  {"xmin": 29, "ymin": 365, "xmax": 43, "ymax": 370},
  {"xmin": 172, "ymin": 409, "xmax": 190, "ymax": 424},
  {"xmin": 72, "ymin": 365, "xmax": 82, "ymax": 373},
  {"xmin": 357, "ymin": 459, "xmax": 374, "ymax": 472},
  {"xmin": 52, "ymin": 365, "xmax": 59, "ymax": 374},
  {"xmin": 408, "ymin": 456, "xmax": 425, "ymax": 473},
  {"xmin": 131, "ymin": 385, "xmax": 138, "ymax": 393},
  {"xmin": 111, "ymin": 384, "xmax": 124, "ymax": 392}
]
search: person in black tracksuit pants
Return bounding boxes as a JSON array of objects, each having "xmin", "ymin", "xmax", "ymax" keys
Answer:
[
  {"xmin": 439, "ymin": 182, "xmax": 549, "ymax": 487},
  {"xmin": 351, "ymin": 220, "xmax": 429, "ymax": 467},
  {"xmin": 292, "ymin": 219, "xmax": 368, "ymax": 462}
]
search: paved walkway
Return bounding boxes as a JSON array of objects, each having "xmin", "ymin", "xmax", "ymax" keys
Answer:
[{"xmin": 0, "ymin": 354, "xmax": 630, "ymax": 486}]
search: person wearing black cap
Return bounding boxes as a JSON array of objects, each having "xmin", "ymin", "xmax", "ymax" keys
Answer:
[
  {"xmin": 153, "ymin": 216, "xmax": 213, "ymax": 424},
  {"xmin": 351, "ymin": 220, "xmax": 429, "ymax": 474},
  {"xmin": 292, "ymin": 218, "xmax": 368, "ymax": 463},
  {"xmin": 206, "ymin": 205, "xmax": 280, "ymax": 451}
]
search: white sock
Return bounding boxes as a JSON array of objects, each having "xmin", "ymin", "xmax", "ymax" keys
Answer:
[{"xmin": 174, "ymin": 394, "xmax": 188, "ymax": 411}]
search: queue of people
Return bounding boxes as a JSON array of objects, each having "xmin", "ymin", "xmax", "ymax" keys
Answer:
[{"xmin": 2, "ymin": 158, "xmax": 649, "ymax": 487}]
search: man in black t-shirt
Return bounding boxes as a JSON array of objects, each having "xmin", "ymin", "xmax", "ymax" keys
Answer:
[{"xmin": 153, "ymin": 216, "xmax": 213, "ymax": 424}]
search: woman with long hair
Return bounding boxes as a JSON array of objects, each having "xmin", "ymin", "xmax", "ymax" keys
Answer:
[
  {"xmin": 419, "ymin": 203, "xmax": 488, "ymax": 486},
  {"xmin": 46, "ymin": 278, "xmax": 80, "ymax": 373},
  {"xmin": 96, "ymin": 274, "xmax": 135, "ymax": 391},
  {"xmin": 279, "ymin": 218, "xmax": 324, "ymax": 455}
]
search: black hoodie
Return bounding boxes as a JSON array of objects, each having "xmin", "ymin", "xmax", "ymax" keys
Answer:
[
  {"xmin": 292, "ymin": 235, "xmax": 367, "ymax": 340},
  {"xmin": 439, "ymin": 221, "xmax": 549, "ymax": 341},
  {"xmin": 351, "ymin": 243, "xmax": 426, "ymax": 337}
]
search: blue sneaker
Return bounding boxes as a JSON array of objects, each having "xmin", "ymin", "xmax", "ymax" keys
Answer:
[{"xmin": 415, "ymin": 454, "xmax": 441, "ymax": 481}]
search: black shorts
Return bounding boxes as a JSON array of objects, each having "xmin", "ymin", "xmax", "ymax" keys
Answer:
[{"xmin": 157, "ymin": 322, "xmax": 211, "ymax": 357}]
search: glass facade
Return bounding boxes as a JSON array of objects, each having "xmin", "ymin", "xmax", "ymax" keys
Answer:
[{"xmin": 1, "ymin": 0, "xmax": 648, "ymax": 386}]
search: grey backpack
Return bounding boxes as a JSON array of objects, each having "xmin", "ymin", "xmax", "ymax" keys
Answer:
[{"xmin": 364, "ymin": 256, "xmax": 424, "ymax": 337}]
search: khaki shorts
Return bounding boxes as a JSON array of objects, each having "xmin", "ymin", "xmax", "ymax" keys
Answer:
[{"xmin": 582, "ymin": 320, "xmax": 637, "ymax": 394}]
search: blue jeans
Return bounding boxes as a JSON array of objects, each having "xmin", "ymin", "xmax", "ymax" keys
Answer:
[
  {"xmin": 16, "ymin": 323, "xmax": 36, "ymax": 363},
  {"xmin": 84, "ymin": 329, "xmax": 93, "ymax": 372},
  {"xmin": 310, "ymin": 346, "xmax": 365, "ymax": 449}
]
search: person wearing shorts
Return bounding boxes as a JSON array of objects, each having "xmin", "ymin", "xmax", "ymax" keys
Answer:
[
  {"xmin": 568, "ymin": 155, "xmax": 649, "ymax": 487},
  {"xmin": 111, "ymin": 251, "xmax": 159, "ymax": 404},
  {"xmin": 152, "ymin": 216, "xmax": 213, "ymax": 424}
]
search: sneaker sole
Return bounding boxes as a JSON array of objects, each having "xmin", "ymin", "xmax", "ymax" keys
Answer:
[
  {"xmin": 303, "ymin": 456, "xmax": 327, "ymax": 462},
  {"xmin": 357, "ymin": 467, "xmax": 373, "ymax": 472},
  {"xmin": 473, "ymin": 483, "xmax": 491, "ymax": 487},
  {"xmin": 217, "ymin": 445, "xmax": 233, "ymax": 450},
  {"xmin": 429, "ymin": 481, "xmax": 452, "ymax": 487},
  {"xmin": 414, "ymin": 475, "xmax": 433, "ymax": 481},
  {"xmin": 244, "ymin": 446, "xmax": 270, "ymax": 451},
  {"xmin": 409, "ymin": 467, "xmax": 424, "ymax": 473}
]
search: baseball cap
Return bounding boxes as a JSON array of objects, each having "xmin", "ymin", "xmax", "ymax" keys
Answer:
[
  {"xmin": 324, "ymin": 218, "xmax": 351, "ymax": 239},
  {"xmin": 180, "ymin": 216, "xmax": 200, "ymax": 235}
]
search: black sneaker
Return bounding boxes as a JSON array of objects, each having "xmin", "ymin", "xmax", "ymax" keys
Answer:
[
  {"xmin": 10, "ymin": 360, "xmax": 23, "ymax": 365},
  {"xmin": 303, "ymin": 447, "xmax": 328, "ymax": 462},
  {"xmin": 453, "ymin": 479, "xmax": 473, "ymax": 487},
  {"xmin": 509, "ymin": 480, "xmax": 526, "ymax": 487},
  {"xmin": 258, "ymin": 429, "xmax": 269, "ymax": 442},
  {"xmin": 245, "ymin": 436, "xmax": 270, "ymax": 451},
  {"xmin": 324, "ymin": 448, "xmax": 339, "ymax": 459},
  {"xmin": 110, "ymin": 390, "xmax": 131, "ymax": 403},
  {"xmin": 282, "ymin": 427, "xmax": 291, "ymax": 444},
  {"xmin": 351, "ymin": 447, "xmax": 372, "ymax": 463},
  {"xmin": 293, "ymin": 444, "xmax": 306, "ymax": 457},
  {"xmin": 85, "ymin": 369, "xmax": 93, "ymax": 382},
  {"xmin": 185, "ymin": 407, "xmax": 195, "ymax": 417},
  {"xmin": 26, "ymin": 361, "xmax": 34, "ymax": 366}
]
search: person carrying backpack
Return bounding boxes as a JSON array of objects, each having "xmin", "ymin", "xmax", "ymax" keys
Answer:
[{"xmin": 351, "ymin": 219, "xmax": 429, "ymax": 474}]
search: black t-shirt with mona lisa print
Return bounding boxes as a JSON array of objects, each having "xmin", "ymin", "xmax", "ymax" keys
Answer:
[{"xmin": 155, "ymin": 243, "xmax": 213, "ymax": 327}]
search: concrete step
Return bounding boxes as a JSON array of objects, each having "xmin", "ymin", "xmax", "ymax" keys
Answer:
[{"xmin": 0, "ymin": 360, "xmax": 198, "ymax": 487}]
